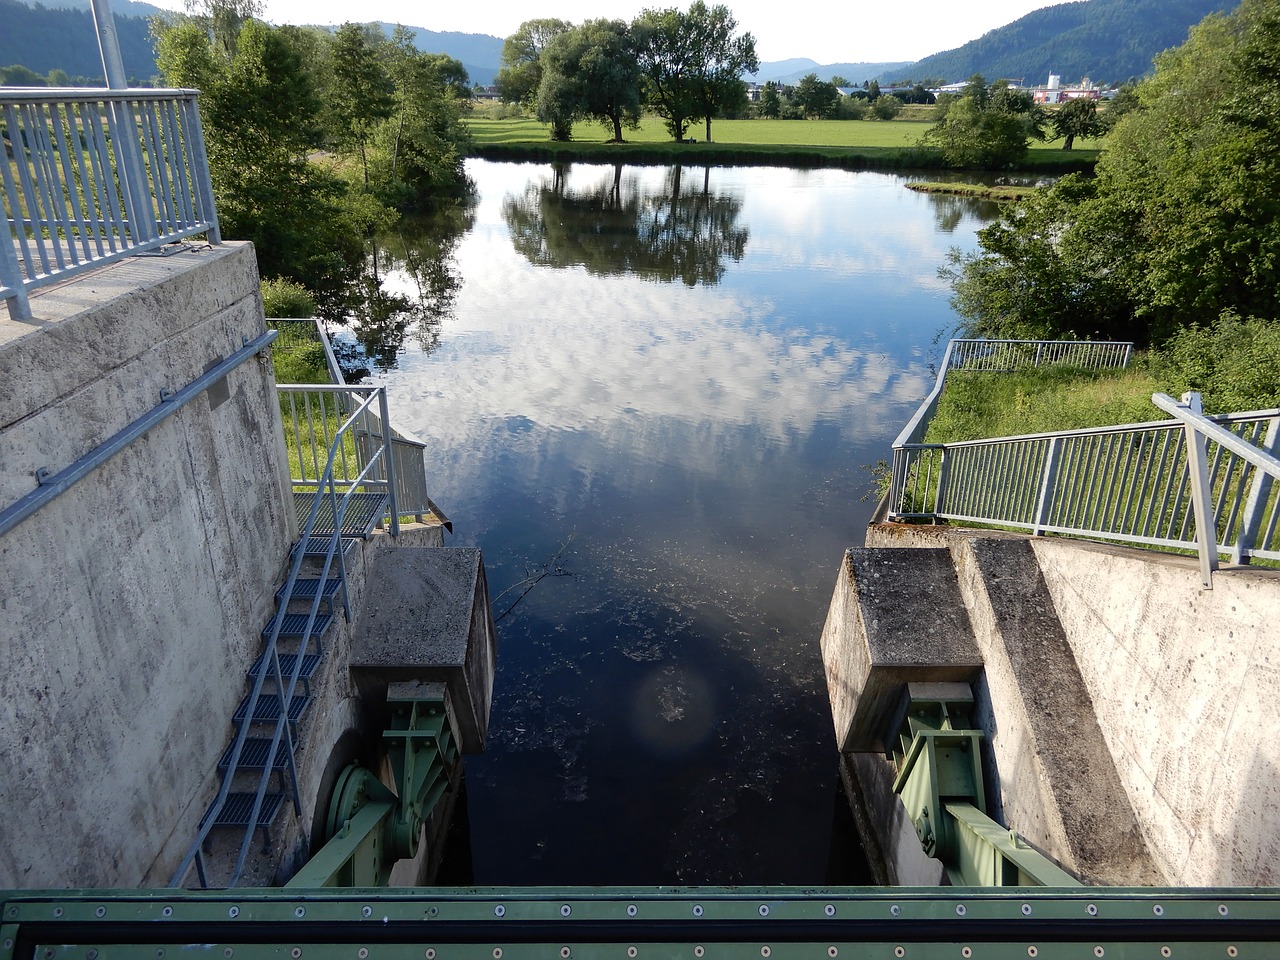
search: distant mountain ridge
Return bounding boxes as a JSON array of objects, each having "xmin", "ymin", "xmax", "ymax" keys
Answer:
[
  {"xmin": 882, "ymin": 0, "xmax": 1238, "ymax": 85},
  {"xmin": 2, "ymin": 0, "xmax": 1240, "ymax": 90}
]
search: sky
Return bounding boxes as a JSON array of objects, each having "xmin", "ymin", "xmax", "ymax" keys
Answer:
[{"xmin": 142, "ymin": 0, "xmax": 1055, "ymax": 66}]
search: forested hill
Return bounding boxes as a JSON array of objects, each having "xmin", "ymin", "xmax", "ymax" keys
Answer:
[
  {"xmin": 0, "ymin": 0, "xmax": 158, "ymax": 81},
  {"xmin": 884, "ymin": 0, "xmax": 1239, "ymax": 85}
]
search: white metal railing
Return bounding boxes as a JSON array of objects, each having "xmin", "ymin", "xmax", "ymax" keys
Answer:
[
  {"xmin": 893, "ymin": 338, "xmax": 1134, "ymax": 451},
  {"xmin": 891, "ymin": 391, "xmax": 1280, "ymax": 586},
  {"xmin": 2, "ymin": 87, "xmax": 220, "ymax": 321}
]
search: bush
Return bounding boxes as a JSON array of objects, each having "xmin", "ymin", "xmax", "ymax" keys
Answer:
[
  {"xmin": 261, "ymin": 277, "xmax": 317, "ymax": 318},
  {"xmin": 1154, "ymin": 313, "xmax": 1280, "ymax": 414}
]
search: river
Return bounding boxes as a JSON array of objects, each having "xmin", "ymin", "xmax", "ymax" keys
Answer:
[{"xmin": 344, "ymin": 158, "xmax": 998, "ymax": 885}]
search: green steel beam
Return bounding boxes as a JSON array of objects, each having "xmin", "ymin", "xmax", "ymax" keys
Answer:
[{"xmin": 3, "ymin": 888, "xmax": 1280, "ymax": 960}]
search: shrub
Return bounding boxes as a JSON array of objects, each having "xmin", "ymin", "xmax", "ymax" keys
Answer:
[
  {"xmin": 1155, "ymin": 313, "xmax": 1280, "ymax": 414},
  {"xmin": 261, "ymin": 278, "xmax": 317, "ymax": 318}
]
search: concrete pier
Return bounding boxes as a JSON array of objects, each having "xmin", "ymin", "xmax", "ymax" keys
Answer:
[{"xmin": 821, "ymin": 521, "xmax": 1280, "ymax": 886}]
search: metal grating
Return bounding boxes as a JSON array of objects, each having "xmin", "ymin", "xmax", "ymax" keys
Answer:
[
  {"xmin": 232, "ymin": 693, "xmax": 309, "ymax": 725},
  {"xmin": 261, "ymin": 612, "xmax": 333, "ymax": 642},
  {"xmin": 293, "ymin": 491, "xmax": 387, "ymax": 538},
  {"xmin": 212, "ymin": 791, "xmax": 286, "ymax": 828},
  {"xmin": 217, "ymin": 737, "xmax": 291, "ymax": 772}
]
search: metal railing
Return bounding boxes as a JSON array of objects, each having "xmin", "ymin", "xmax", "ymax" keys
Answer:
[
  {"xmin": 2, "ymin": 87, "xmax": 220, "ymax": 322},
  {"xmin": 309, "ymin": 318, "xmax": 451, "ymax": 529},
  {"xmin": 891, "ymin": 391, "xmax": 1280, "ymax": 586},
  {"xmin": 893, "ymin": 338, "xmax": 1134, "ymax": 450},
  {"xmin": 172, "ymin": 386, "xmax": 398, "ymax": 889}
]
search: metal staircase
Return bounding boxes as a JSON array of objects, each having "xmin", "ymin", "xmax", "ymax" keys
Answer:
[{"xmin": 170, "ymin": 386, "xmax": 400, "ymax": 889}]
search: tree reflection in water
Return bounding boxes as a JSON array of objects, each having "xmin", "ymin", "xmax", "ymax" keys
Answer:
[
  {"xmin": 337, "ymin": 191, "xmax": 477, "ymax": 370},
  {"xmin": 502, "ymin": 163, "xmax": 749, "ymax": 286},
  {"xmin": 924, "ymin": 192, "xmax": 1003, "ymax": 234}
]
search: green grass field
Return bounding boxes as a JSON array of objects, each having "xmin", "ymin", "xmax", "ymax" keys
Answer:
[{"xmin": 464, "ymin": 110, "xmax": 1108, "ymax": 159}]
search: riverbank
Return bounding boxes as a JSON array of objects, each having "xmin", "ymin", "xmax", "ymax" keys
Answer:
[{"xmin": 464, "ymin": 116, "xmax": 1104, "ymax": 175}]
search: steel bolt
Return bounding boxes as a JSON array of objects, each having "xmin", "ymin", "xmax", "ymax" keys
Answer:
[
  {"xmin": 8, "ymin": 908, "xmax": 18, "ymax": 919},
  {"xmin": 628, "ymin": 948, "xmax": 638, "ymax": 958},
  {"xmin": 428, "ymin": 907, "xmax": 439, "ymax": 918},
  {"xmin": 962, "ymin": 950, "xmax": 972, "ymax": 958},
  {"xmin": 3, "ymin": 940, "xmax": 11, "ymax": 952},
  {"xmin": 494, "ymin": 906, "xmax": 505, "ymax": 918},
  {"xmin": 1027, "ymin": 948, "xmax": 1038, "ymax": 958},
  {"xmin": 1021, "ymin": 904, "xmax": 1032, "ymax": 916},
  {"xmin": 758, "ymin": 905, "xmax": 770, "ymax": 917},
  {"xmin": 760, "ymin": 947, "xmax": 771, "ymax": 958},
  {"xmin": 1219, "ymin": 905, "xmax": 1229, "ymax": 917},
  {"xmin": 96, "ymin": 906, "xmax": 107, "ymax": 918},
  {"xmin": 426, "ymin": 950, "xmax": 436, "ymax": 959},
  {"xmin": 163, "ymin": 907, "xmax": 174, "ymax": 918},
  {"xmin": 824, "ymin": 905, "xmax": 836, "ymax": 918},
  {"xmin": 1161, "ymin": 948, "xmax": 1171, "ymax": 958},
  {"xmin": 225, "ymin": 949, "xmax": 234, "ymax": 958},
  {"xmin": 87, "ymin": 951, "xmax": 98, "ymax": 960},
  {"xmin": 1153, "ymin": 905, "xmax": 1165, "ymax": 917},
  {"xmin": 493, "ymin": 949, "xmax": 503, "ymax": 959},
  {"xmin": 627, "ymin": 905, "xmax": 638, "ymax": 917},
  {"xmin": 693, "ymin": 905, "xmax": 703, "ymax": 918},
  {"xmin": 1087, "ymin": 904, "xmax": 1098, "ymax": 917},
  {"xmin": 828, "ymin": 948, "xmax": 838, "ymax": 958},
  {"xmin": 292, "ymin": 949, "xmax": 302, "ymax": 959},
  {"xmin": 890, "ymin": 905, "xmax": 902, "ymax": 918},
  {"xmin": 561, "ymin": 905, "xmax": 572, "ymax": 917},
  {"xmin": 1094, "ymin": 948, "xmax": 1104, "ymax": 958},
  {"xmin": 955, "ymin": 905, "xmax": 967, "ymax": 917},
  {"xmin": 363, "ymin": 906, "xmax": 373, "ymax": 918},
  {"xmin": 1228, "ymin": 947, "xmax": 1239, "ymax": 957},
  {"xmin": 560, "ymin": 947, "xmax": 571, "ymax": 958},
  {"xmin": 157, "ymin": 950, "xmax": 166, "ymax": 959},
  {"xmin": 894, "ymin": 948, "xmax": 905, "ymax": 958},
  {"xmin": 295, "ymin": 907, "xmax": 306, "ymax": 918},
  {"xmin": 694, "ymin": 947, "xmax": 704, "ymax": 957},
  {"xmin": 359, "ymin": 949, "xmax": 369, "ymax": 959},
  {"xmin": 229, "ymin": 907, "xmax": 239, "ymax": 919}
]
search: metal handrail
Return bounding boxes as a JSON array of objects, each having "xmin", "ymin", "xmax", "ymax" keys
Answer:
[
  {"xmin": 890, "ymin": 391, "xmax": 1280, "ymax": 587},
  {"xmin": 171, "ymin": 387, "xmax": 398, "ymax": 889},
  {"xmin": 1, "ymin": 87, "xmax": 220, "ymax": 321}
]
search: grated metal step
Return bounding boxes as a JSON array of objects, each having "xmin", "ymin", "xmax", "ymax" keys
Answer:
[
  {"xmin": 262, "ymin": 611, "xmax": 333, "ymax": 643},
  {"xmin": 232, "ymin": 692, "xmax": 310, "ymax": 725},
  {"xmin": 275, "ymin": 578, "xmax": 343, "ymax": 608},
  {"xmin": 293, "ymin": 491, "xmax": 387, "ymax": 538},
  {"xmin": 293, "ymin": 536, "xmax": 359, "ymax": 559},
  {"xmin": 248, "ymin": 652, "xmax": 322, "ymax": 691},
  {"xmin": 217, "ymin": 736, "xmax": 292, "ymax": 773},
  {"xmin": 212, "ymin": 791, "xmax": 287, "ymax": 829}
]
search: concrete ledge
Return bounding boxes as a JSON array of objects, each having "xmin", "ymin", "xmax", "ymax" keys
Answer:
[
  {"xmin": 950, "ymin": 537, "xmax": 1163, "ymax": 885},
  {"xmin": 820, "ymin": 548, "xmax": 983, "ymax": 755},
  {"xmin": 349, "ymin": 547, "xmax": 497, "ymax": 754}
]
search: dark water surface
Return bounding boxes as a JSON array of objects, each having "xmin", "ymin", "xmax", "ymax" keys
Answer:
[{"xmin": 360, "ymin": 160, "xmax": 996, "ymax": 885}]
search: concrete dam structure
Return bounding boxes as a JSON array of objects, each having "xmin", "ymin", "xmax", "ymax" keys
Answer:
[{"xmin": 821, "ymin": 521, "xmax": 1280, "ymax": 888}]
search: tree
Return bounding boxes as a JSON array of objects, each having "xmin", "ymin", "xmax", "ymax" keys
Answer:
[
  {"xmin": 759, "ymin": 80, "xmax": 781, "ymax": 118},
  {"xmin": 871, "ymin": 93, "xmax": 903, "ymax": 119},
  {"xmin": 154, "ymin": 16, "xmax": 364, "ymax": 310},
  {"xmin": 924, "ymin": 74, "xmax": 1042, "ymax": 168},
  {"xmin": 495, "ymin": 18, "xmax": 570, "ymax": 107},
  {"xmin": 323, "ymin": 23, "xmax": 395, "ymax": 189},
  {"xmin": 829, "ymin": 74, "xmax": 850, "ymax": 87},
  {"xmin": 536, "ymin": 19, "xmax": 642, "ymax": 142},
  {"xmin": 1051, "ymin": 97, "xmax": 1104, "ymax": 149},
  {"xmin": 945, "ymin": 0, "xmax": 1280, "ymax": 345},
  {"xmin": 634, "ymin": 1, "xmax": 755, "ymax": 142},
  {"xmin": 683, "ymin": 1, "xmax": 757, "ymax": 142},
  {"xmin": 794, "ymin": 73, "xmax": 838, "ymax": 119}
]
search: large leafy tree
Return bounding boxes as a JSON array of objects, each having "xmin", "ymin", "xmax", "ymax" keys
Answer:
[
  {"xmin": 536, "ymin": 19, "xmax": 643, "ymax": 142},
  {"xmin": 323, "ymin": 23, "xmax": 395, "ymax": 189},
  {"xmin": 924, "ymin": 74, "xmax": 1044, "ymax": 168},
  {"xmin": 794, "ymin": 73, "xmax": 839, "ymax": 118},
  {"xmin": 1050, "ymin": 97, "xmax": 1105, "ymax": 149},
  {"xmin": 682, "ymin": 1, "xmax": 757, "ymax": 142},
  {"xmin": 946, "ymin": 0, "xmax": 1280, "ymax": 345},
  {"xmin": 155, "ymin": 15, "xmax": 364, "ymax": 310},
  {"xmin": 633, "ymin": 2, "xmax": 755, "ymax": 142},
  {"xmin": 495, "ymin": 18, "xmax": 571, "ymax": 108}
]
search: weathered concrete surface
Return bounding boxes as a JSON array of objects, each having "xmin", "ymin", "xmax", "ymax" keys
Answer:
[
  {"xmin": 836, "ymin": 751, "xmax": 947, "ymax": 886},
  {"xmin": 349, "ymin": 547, "xmax": 497, "ymax": 754},
  {"xmin": 1031, "ymin": 538, "xmax": 1280, "ymax": 886},
  {"xmin": 0, "ymin": 244, "xmax": 296, "ymax": 888},
  {"xmin": 853, "ymin": 521, "xmax": 1280, "ymax": 886},
  {"xmin": 820, "ymin": 548, "xmax": 983, "ymax": 755},
  {"xmin": 950, "ymin": 537, "xmax": 1163, "ymax": 885}
]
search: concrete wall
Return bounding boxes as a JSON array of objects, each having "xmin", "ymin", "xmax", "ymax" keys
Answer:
[
  {"xmin": 854, "ymin": 523, "xmax": 1280, "ymax": 886},
  {"xmin": 0, "ymin": 244, "xmax": 296, "ymax": 888},
  {"xmin": 1032, "ymin": 539, "xmax": 1280, "ymax": 886}
]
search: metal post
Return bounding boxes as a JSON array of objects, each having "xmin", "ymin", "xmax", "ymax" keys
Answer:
[
  {"xmin": 1178, "ymin": 392, "xmax": 1219, "ymax": 587},
  {"xmin": 380, "ymin": 388, "xmax": 400, "ymax": 537},
  {"xmin": 0, "ymin": 240, "xmax": 32, "ymax": 322},
  {"xmin": 1032, "ymin": 436, "xmax": 1060, "ymax": 535},
  {"xmin": 1232, "ymin": 415, "xmax": 1280, "ymax": 564},
  {"xmin": 89, "ymin": 0, "xmax": 128, "ymax": 89}
]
